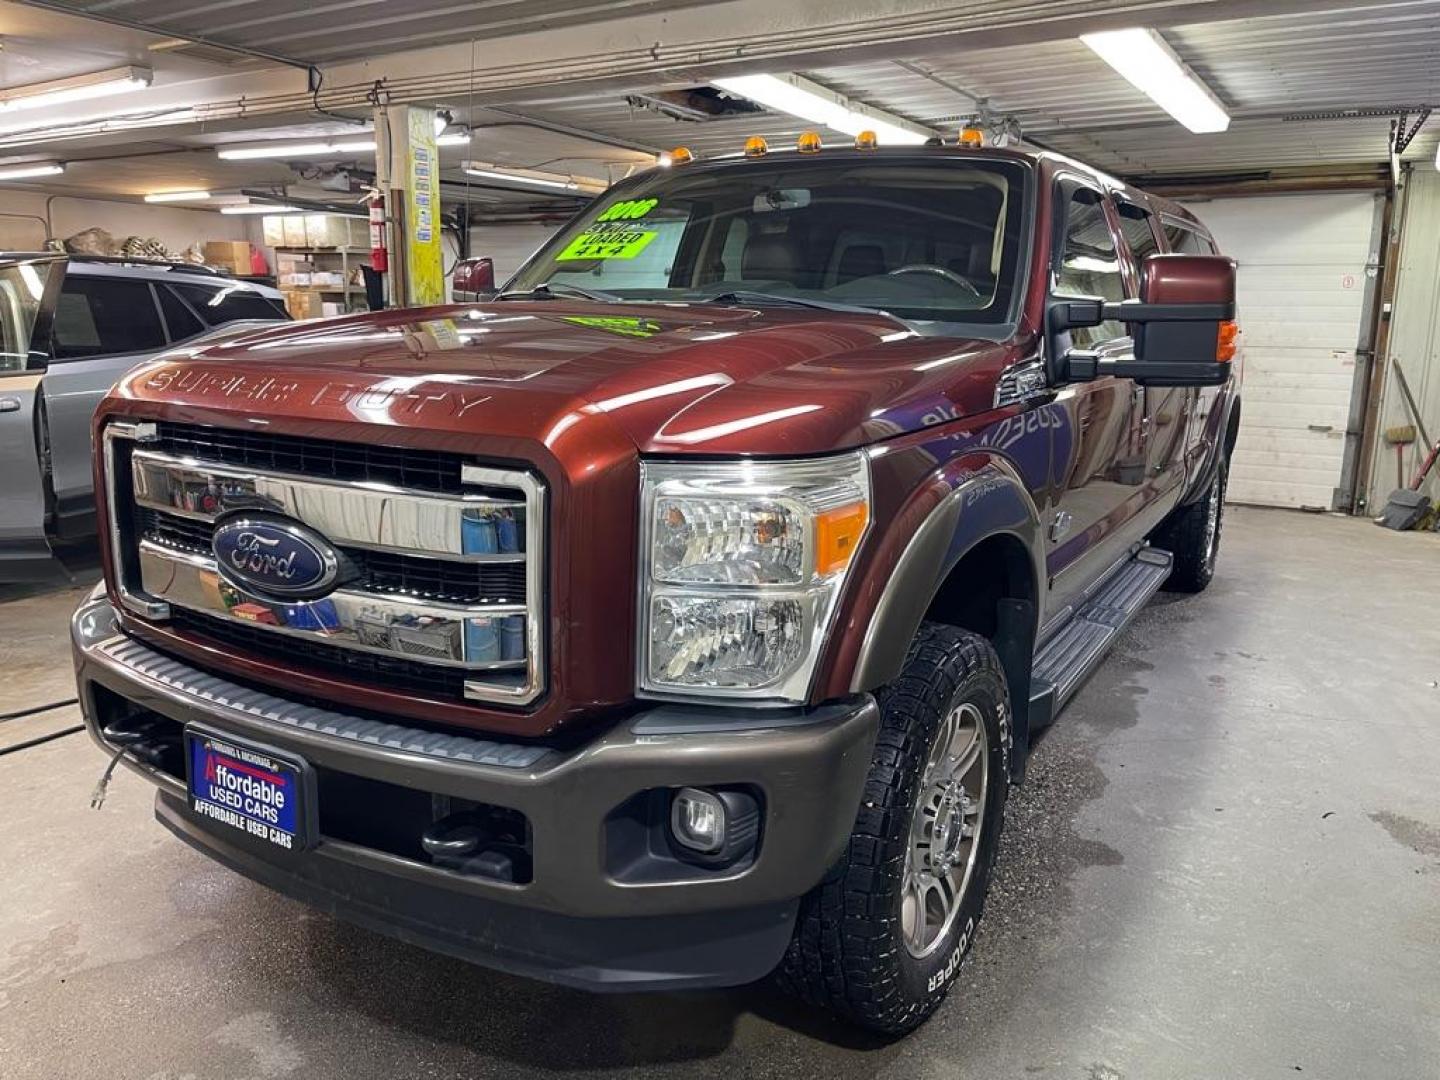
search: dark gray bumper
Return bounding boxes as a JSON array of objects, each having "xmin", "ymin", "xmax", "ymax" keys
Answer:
[{"xmin": 71, "ymin": 590, "xmax": 879, "ymax": 991}]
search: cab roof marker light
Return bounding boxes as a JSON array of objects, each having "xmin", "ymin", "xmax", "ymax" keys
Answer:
[
  {"xmin": 958, "ymin": 127, "xmax": 984, "ymax": 147},
  {"xmin": 713, "ymin": 73, "xmax": 934, "ymax": 146},
  {"xmin": 796, "ymin": 131, "xmax": 822, "ymax": 153},
  {"xmin": 0, "ymin": 65, "xmax": 151, "ymax": 113},
  {"xmin": 854, "ymin": 130, "xmax": 878, "ymax": 150},
  {"xmin": 668, "ymin": 146, "xmax": 694, "ymax": 165},
  {"xmin": 0, "ymin": 161, "xmax": 65, "ymax": 180},
  {"xmin": 744, "ymin": 135, "xmax": 769, "ymax": 157},
  {"xmin": 1080, "ymin": 28, "xmax": 1230, "ymax": 134}
]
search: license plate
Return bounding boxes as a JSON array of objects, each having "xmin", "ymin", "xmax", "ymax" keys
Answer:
[{"xmin": 185, "ymin": 726, "xmax": 315, "ymax": 853}]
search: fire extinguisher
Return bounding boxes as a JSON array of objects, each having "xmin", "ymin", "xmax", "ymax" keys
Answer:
[{"xmin": 368, "ymin": 192, "xmax": 388, "ymax": 274}]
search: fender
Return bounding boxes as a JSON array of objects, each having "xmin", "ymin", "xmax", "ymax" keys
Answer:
[
  {"xmin": 1180, "ymin": 383, "xmax": 1241, "ymax": 507},
  {"xmin": 846, "ymin": 457, "xmax": 1045, "ymax": 775}
]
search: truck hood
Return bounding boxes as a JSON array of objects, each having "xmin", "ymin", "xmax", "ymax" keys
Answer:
[{"xmin": 119, "ymin": 300, "xmax": 1028, "ymax": 455}]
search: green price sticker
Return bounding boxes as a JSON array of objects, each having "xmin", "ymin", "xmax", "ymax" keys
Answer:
[{"xmin": 555, "ymin": 227, "xmax": 658, "ymax": 261}]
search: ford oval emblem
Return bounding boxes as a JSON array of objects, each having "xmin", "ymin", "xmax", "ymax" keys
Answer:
[{"xmin": 212, "ymin": 514, "xmax": 341, "ymax": 600}]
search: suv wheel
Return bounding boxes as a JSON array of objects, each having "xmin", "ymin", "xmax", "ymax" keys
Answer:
[
  {"xmin": 1157, "ymin": 456, "xmax": 1228, "ymax": 593},
  {"xmin": 778, "ymin": 623, "xmax": 1011, "ymax": 1035}
]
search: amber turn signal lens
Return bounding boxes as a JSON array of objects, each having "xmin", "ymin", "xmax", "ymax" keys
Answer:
[
  {"xmin": 796, "ymin": 131, "xmax": 823, "ymax": 154},
  {"xmin": 815, "ymin": 502, "xmax": 868, "ymax": 575},
  {"xmin": 668, "ymin": 146, "xmax": 694, "ymax": 165},
  {"xmin": 854, "ymin": 130, "xmax": 879, "ymax": 150},
  {"xmin": 958, "ymin": 127, "xmax": 984, "ymax": 147},
  {"xmin": 743, "ymin": 135, "xmax": 768, "ymax": 157},
  {"xmin": 1217, "ymin": 320, "xmax": 1239, "ymax": 363}
]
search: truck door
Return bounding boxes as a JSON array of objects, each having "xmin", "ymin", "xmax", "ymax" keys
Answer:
[
  {"xmin": 0, "ymin": 257, "xmax": 65, "ymax": 580},
  {"xmin": 1045, "ymin": 182, "xmax": 1145, "ymax": 616},
  {"xmin": 1114, "ymin": 197, "xmax": 1192, "ymax": 506},
  {"xmin": 41, "ymin": 271, "xmax": 170, "ymax": 540}
]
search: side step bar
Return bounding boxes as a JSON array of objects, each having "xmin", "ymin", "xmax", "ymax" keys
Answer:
[{"xmin": 1028, "ymin": 546, "xmax": 1173, "ymax": 731}]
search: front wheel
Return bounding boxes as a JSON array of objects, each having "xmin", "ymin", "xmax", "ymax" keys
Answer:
[{"xmin": 778, "ymin": 624, "xmax": 1011, "ymax": 1035}]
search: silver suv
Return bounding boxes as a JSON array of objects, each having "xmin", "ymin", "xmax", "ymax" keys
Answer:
[{"xmin": 0, "ymin": 253, "xmax": 288, "ymax": 581}]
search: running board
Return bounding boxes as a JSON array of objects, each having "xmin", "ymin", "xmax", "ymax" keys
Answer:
[{"xmin": 1028, "ymin": 547, "xmax": 1173, "ymax": 730}]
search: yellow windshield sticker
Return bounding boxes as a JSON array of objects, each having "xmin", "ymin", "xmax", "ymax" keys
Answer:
[
  {"xmin": 561, "ymin": 316, "xmax": 662, "ymax": 338},
  {"xmin": 597, "ymin": 197, "xmax": 658, "ymax": 222},
  {"xmin": 555, "ymin": 226, "xmax": 657, "ymax": 261}
]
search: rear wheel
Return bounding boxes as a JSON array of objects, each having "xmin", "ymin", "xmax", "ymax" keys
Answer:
[
  {"xmin": 778, "ymin": 624, "xmax": 1011, "ymax": 1034},
  {"xmin": 1156, "ymin": 456, "xmax": 1227, "ymax": 593}
]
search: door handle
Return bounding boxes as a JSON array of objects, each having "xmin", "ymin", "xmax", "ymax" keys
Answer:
[{"xmin": 0, "ymin": 397, "xmax": 21, "ymax": 414}]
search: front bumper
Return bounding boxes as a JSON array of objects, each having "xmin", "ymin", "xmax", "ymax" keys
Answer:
[{"xmin": 72, "ymin": 590, "xmax": 879, "ymax": 991}]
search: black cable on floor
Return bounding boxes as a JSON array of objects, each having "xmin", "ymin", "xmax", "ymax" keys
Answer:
[
  {"xmin": 0, "ymin": 725, "xmax": 84, "ymax": 756},
  {"xmin": 0, "ymin": 697, "xmax": 79, "ymax": 723}
]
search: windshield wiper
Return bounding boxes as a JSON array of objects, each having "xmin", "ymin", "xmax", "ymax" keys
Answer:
[
  {"xmin": 703, "ymin": 290, "xmax": 909, "ymax": 325},
  {"xmin": 496, "ymin": 281, "xmax": 622, "ymax": 303}
]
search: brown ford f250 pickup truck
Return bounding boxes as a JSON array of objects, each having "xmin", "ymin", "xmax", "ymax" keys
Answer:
[{"xmin": 73, "ymin": 141, "xmax": 1240, "ymax": 1035}]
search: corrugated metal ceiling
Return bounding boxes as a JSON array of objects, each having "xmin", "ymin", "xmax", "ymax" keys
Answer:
[{"xmin": 510, "ymin": 2, "xmax": 1440, "ymax": 175}]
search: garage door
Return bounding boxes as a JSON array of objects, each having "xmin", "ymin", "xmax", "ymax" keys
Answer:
[{"xmin": 1182, "ymin": 192, "xmax": 1380, "ymax": 509}]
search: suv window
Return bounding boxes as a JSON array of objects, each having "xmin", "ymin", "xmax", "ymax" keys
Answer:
[
  {"xmin": 1115, "ymin": 200, "xmax": 1160, "ymax": 266},
  {"xmin": 1055, "ymin": 187, "xmax": 1125, "ymax": 346},
  {"xmin": 1163, "ymin": 219, "xmax": 1217, "ymax": 255},
  {"xmin": 157, "ymin": 284, "xmax": 205, "ymax": 341},
  {"xmin": 53, "ymin": 277, "xmax": 165, "ymax": 359},
  {"xmin": 170, "ymin": 283, "xmax": 288, "ymax": 326}
]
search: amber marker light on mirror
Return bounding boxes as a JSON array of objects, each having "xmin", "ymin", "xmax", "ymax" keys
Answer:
[{"xmin": 1217, "ymin": 320, "xmax": 1239, "ymax": 363}]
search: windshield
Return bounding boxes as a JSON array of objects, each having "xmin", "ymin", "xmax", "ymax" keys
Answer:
[{"xmin": 506, "ymin": 155, "xmax": 1028, "ymax": 328}]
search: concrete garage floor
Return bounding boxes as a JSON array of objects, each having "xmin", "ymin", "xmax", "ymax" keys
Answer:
[{"xmin": 2, "ymin": 507, "xmax": 1438, "ymax": 1080}]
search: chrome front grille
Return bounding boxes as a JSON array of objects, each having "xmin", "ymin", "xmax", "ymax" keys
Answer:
[{"xmin": 103, "ymin": 420, "xmax": 546, "ymax": 706}]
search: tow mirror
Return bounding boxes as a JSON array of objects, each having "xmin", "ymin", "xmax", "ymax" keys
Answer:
[
  {"xmin": 1050, "ymin": 253, "xmax": 1237, "ymax": 387},
  {"xmin": 453, "ymin": 256, "xmax": 496, "ymax": 302}
]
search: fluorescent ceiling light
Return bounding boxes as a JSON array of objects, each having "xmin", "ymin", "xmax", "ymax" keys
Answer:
[
  {"xmin": 219, "ymin": 203, "xmax": 304, "ymax": 214},
  {"xmin": 0, "ymin": 161, "xmax": 65, "ymax": 181},
  {"xmin": 144, "ymin": 190, "xmax": 211, "ymax": 203},
  {"xmin": 219, "ymin": 130, "xmax": 470, "ymax": 160},
  {"xmin": 1080, "ymin": 28, "xmax": 1230, "ymax": 134},
  {"xmin": 712, "ymin": 73, "xmax": 934, "ymax": 146},
  {"xmin": 0, "ymin": 65, "xmax": 152, "ymax": 113},
  {"xmin": 461, "ymin": 161, "xmax": 606, "ymax": 193}
]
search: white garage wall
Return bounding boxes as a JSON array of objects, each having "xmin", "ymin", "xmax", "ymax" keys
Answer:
[
  {"xmin": 468, "ymin": 223, "xmax": 561, "ymax": 286},
  {"xmin": 1183, "ymin": 192, "xmax": 1381, "ymax": 510},
  {"xmin": 1369, "ymin": 165, "xmax": 1440, "ymax": 506},
  {"xmin": 0, "ymin": 191, "xmax": 249, "ymax": 254}
]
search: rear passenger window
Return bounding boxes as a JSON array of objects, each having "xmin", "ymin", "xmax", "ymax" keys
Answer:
[
  {"xmin": 1163, "ymin": 220, "xmax": 1217, "ymax": 255},
  {"xmin": 52, "ymin": 278, "xmax": 165, "ymax": 359},
  {"xmin": 1055, "ymin": 187, "xmax": 1126, "ymax": 346},
  {"xmin": 171, "ymin": 283, "xmax": 289, "ymax": 326},
  {"xmin": 158, "ymin": 285, "xmax": 205, "ymax": 342},
  {"xmin": 1115, "ymin": 201, "xmax": 1160, "ymax": 266}
]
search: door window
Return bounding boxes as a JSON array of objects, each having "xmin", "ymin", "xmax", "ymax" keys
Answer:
[
  {"xmin": 170, "ymin": 283, "xmax": 290, "ymax": 326},
  {"xmin": 0, "ymin": 261, "xmax": 54, "ymax": 373},
  {"xmin": 1055, "ymin": 187, "xmax": 1126, "ymax": 346},
  {"xmin": 53, "ymin": 277, "xmax": 165, "ymax": 359},
  {"xmin": 1115, "ymin": 200, "xmax": 1161, "ymax": 267},
  {"xmin": 158, "ymin": 285, "xmax": 205, "ymax": 341},
  {"xmin": 1162, "ymin": 219, "xmax": 1217, "ymax": 255}
]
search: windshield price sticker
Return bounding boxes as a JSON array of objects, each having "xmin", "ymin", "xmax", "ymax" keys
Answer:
[
  {"xmin": 556, "ymin": 226, "xmax": 657, "ymax": 261},
  {"xmin": 555, "ymin": 197, "xmax": 661, "ymax": 261}
]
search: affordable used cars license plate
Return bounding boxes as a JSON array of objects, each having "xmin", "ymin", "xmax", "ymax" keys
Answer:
[{"xmin": 185, "ymin": 727, "xmax": 314, "ymax": 852}]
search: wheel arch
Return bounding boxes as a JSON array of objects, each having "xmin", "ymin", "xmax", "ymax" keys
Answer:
[{"xmin": 848, "ymin": 464, "xmax": 1045, "ymax": 777}]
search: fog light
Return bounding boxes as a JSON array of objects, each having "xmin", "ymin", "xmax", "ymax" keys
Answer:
[{"xmin": 671, "ymin": 787, "xmax": 726, "ymax": 853}]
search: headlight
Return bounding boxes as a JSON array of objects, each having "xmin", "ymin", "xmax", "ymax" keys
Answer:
[{"xmin": 638, "ymin": 453, "xmax": 870, "ymax": 702}]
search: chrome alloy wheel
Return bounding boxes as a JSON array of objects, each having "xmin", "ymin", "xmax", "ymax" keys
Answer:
[
  {"xmin": 901, "ymin": 701, "xmax": 989, "ymax": 959},
  {"xmin": 1203, "ymin": 475, "xmax": 1222, "ymax": 568}
]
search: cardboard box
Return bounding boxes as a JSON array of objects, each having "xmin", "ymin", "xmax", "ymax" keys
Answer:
[
  {"xmin": 261, "ymin": 216, "xmax": 288, "ymax": 247},
  {"xmin": 279, "ymin": 272, "xmax": 312, "ymax": 287},
  {"xmin": 203, "ymin": 240, "xmax": 252, "ymax": 273},
  {"xmin": 282, "ymin": 290, "xmax": 323, "ymax": 319},
  {"xmin": 282, "ymin": 215, "xmax": 308, "ymax": 246},
  {"xmin": 321, "ymin": 302, "xmax": 345, "ymax": 317}
]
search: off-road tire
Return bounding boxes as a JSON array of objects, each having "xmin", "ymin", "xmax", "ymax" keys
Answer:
[
  {"xmin": 1156, "ymin": 456, "xmax": 1228, "ymax": 593},
  {"xmin": 777, "ymin": 623, "xmax": 1011, "ymax": 1035}
]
